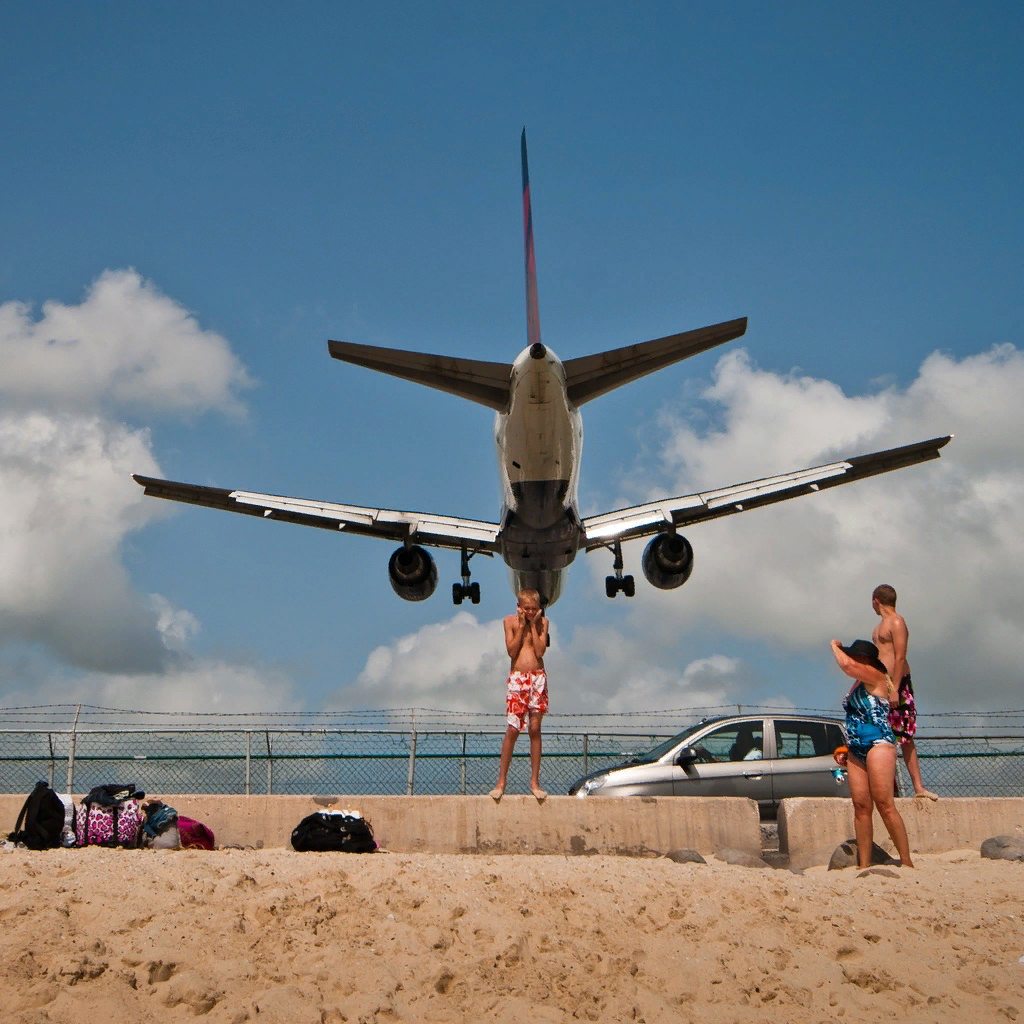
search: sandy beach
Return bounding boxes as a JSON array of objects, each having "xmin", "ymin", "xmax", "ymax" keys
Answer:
[{"xmin": 2, "ymin": 846, "xmax": 1023, "ymax": 1023}]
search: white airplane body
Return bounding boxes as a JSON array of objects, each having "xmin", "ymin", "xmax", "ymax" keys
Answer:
[{"xmin": 136, "ymin": 132, "xmax": 950, "ymax": 608}]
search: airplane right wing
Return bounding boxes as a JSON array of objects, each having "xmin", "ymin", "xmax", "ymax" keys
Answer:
[
  {"xmin": 582, "ymin": 435, "xmax": 952, "ymax": 549},
  {"xmin": 133, "ymin": 475, "xmax": 500, "ymax": 553}
]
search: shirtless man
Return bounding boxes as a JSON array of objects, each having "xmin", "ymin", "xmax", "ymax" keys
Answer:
[
  {"xmin": 871, "ymin": 583, "xmax": 938, "ymax": 800},
  {"xmin": 489, "ymin": 589, "xmax": 550, "ymax": 802}
]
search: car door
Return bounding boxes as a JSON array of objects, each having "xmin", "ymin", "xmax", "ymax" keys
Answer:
[
  {"xmin": 767, "ymin": 719, "xmax": 849, "ymax": 806},
  {"xmin": 672, "ymin": 720, "xmax": 773, "ymax": 812}
]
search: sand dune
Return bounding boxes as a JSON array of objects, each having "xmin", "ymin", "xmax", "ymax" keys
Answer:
[{"xmin": 2, "ymin": 847, "xmax": 1023, "ymax": 1023}]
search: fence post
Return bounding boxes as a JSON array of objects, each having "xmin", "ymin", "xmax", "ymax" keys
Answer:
[
  {"xmin": 583, "ymin": 733, "xmax": 589, "ymax": 777},
  {"xmin": 245, "ymin": 731, "xmax": 251, "ymax": 797},
  {"xmin": 460, "ymin": 732, "xmax": 467, "ymax": 795},
  {"xmin": 47, "ymin": 733, "xmax": 55, "ymax": 789},
  {"xmin": 66, "ymin": 704, "xmax": 82, "ymax": 795},
  {"xmin": 406, "ymin": 730, "xmax": 417, "ymax": 796},
  {"xmin": 265, "ymin": 731, "xmax": 272, "ymax": 795}
]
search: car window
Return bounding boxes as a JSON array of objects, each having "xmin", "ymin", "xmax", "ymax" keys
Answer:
[
  {"xmin": 694, "ymin": 723, "xmax": 764, "ymax": 763},
  {"xmin": 825, "ymin": 723, "xmax": 845, "ymax": 752},
  {"xmin": 773, "ymin": 720, "xmax": 836, "ymax": 759}
]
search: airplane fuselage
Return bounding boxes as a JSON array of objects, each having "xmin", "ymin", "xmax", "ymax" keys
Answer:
[{"xmin": 495, "ymin": 341, "xmax": 582, "ymax": 604}]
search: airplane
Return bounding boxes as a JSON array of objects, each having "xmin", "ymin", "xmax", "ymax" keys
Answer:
[{"xmin": 134, "ymin": 131, "xmax": 951, "ymax": 609}]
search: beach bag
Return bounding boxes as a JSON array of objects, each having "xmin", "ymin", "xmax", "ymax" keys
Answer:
[
  {"xmin": 291, "ymin": 811, "xmax": 376, "ymax": 853},
  {"xmin": 75, "ymin": 784, "xmax": 145, "ymax": 848},
  {"xmin": 177, "ymin": 815, "xmax": 215, "ymax": 850},
  {"xmin": 141, "ymin": 801, "xmax": 181, "ymax": 850},
  {"xmin": 9, "ymin": 781, "xmax": 65, "ymax": 850}
]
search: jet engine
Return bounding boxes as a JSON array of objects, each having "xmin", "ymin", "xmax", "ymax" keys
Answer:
[
  {"xmin": 388, "ymin": 545, "xmax": 438, "ymax": 601},
  {"xmin": 641, "ymin": 532, "xmax": 694, "ymax": 590}
]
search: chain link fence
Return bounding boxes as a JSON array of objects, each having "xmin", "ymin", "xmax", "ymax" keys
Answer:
[{"xmin": 1, "ymin": 705, "xmax": 1022, "ymax": 798}]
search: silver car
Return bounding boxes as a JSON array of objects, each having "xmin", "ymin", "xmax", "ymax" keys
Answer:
[{"xmin": 567, "ymin": 714, "xmax": 849, "ymax": 818}]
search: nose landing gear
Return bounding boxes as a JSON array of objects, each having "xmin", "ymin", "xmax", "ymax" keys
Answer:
[
  {"xmin": 452, "ymin": 545, "xmax": 481, "ymax": 605},
  {"xmin": 604, "ymin": 540, "xmax": 634, "ymax": 598}
]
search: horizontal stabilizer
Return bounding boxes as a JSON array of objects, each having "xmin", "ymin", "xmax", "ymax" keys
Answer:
[
  {"xmin": 564, "ymin": 317, "xmax": 747, "ymax": 406},
  {"xmin": 133, "ymin": 475, "xmax": 500, "ymax": 552},
  {"xmin": 328, "ymin": 340, "xmax": 512, "ymax": 412}
]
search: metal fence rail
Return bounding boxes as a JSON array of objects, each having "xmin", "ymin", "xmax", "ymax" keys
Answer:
[{"xmin": 1, "ymin": 726, "xmax": 1023, "ymax": 799}]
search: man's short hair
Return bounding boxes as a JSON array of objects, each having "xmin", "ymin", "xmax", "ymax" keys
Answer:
[
  {"xmin": 517, "ymin": 588, "xmax": 541, "ymax": 606},
  {"xmin": 872, "ymin": 584, "xmax": 898, "ymax": 607}
]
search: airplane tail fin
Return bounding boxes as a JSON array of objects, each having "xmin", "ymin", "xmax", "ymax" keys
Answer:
[
  {"xmin": 563, "ymin": 316, "xmax": 748, "ymax": 406},
  {"xmin": 522, "ymin": 128, "xmax": 541, "ymax": 348}
]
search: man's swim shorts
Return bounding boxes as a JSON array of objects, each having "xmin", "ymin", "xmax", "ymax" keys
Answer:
[
  {"xmin": 888, "ymin": 674, "xmax": 917, "ymax": 746},
  {"xmin": 506, "ymin": 669, "xmax": 548, "ymax": 730}
]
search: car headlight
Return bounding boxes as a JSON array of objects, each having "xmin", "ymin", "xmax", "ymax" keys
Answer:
[{"xmin": 576, "ymin": 774, "xmax": 608, "ymax": 798}]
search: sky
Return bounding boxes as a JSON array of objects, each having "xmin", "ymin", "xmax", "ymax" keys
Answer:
[{"xmin": 1, "ymin": 2, "xmax": 1021, "ymax": 720}]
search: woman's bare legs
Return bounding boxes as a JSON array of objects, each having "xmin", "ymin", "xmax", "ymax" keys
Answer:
[
  {"xmin": 846, "ymin": 754, "xmax": 875, "ymax": 868},
  {"xmin": 866, "ymin": 743, "xmax": 913, "ymax": 867},
  {"xmin": 847, "ymin": 744, "xmax": 914, "ymax": 867}
]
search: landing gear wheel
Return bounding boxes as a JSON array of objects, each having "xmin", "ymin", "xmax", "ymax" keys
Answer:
[
  {"xmin": 470, "ymin": 582, "xmax": 480, "ymax": 604},
  {"xmin": 605, "ymin": 576, "xmax": 618, "ymax": 599},
  {"xmin": 622, "ymin": 575, "xmax": 635, "ymax": 598},
  {"xmin": 452, "ymin": 583, "xmax": 464, "ymax": 605}
]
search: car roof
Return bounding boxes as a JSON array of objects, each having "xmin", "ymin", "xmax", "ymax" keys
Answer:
[{"xmin": 688, "ymin": 712, "xmax": 845, "ymax": 730}]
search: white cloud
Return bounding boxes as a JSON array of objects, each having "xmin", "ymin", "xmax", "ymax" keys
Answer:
[
  {"xmin": 331, "ymin": 612, "xmax": 749, "ymax": 716},
  {"xmin": 0, "ymin": 410, "xmax": 169, "ymax": 671},
  {"xmin": 0, "ymin": 269, "xmax": 252, "ymax": 415},
  {"xmin": 337, "ymin": 612, "xmax": 509, "ymax": 713},
  {"xmin": 615, "ymin": 343, "xmax": 1024, "ymax": 708},
  {"xmin": 0, "ymin": 271, "xmax": 270, "ymax": 704},
  {"xmin": 0, "ymin": 651, "xmax": 296, "ymax": 714}
]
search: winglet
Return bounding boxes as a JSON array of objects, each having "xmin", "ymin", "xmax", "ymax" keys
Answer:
[{"xmin": 522, "ymin": 129, "xmax": 541, "ymax": 348}]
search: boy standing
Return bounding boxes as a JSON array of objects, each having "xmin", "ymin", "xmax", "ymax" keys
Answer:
[
  {"xmin": 871, "ymin": 583, "xmax": 939, "ymax": 800},
  {"xmin": 490, "ymin": 589, "xmax": 549, "ymax": 802}
]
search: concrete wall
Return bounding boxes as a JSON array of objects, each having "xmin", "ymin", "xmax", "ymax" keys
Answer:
[
  {"xmin": 8, "ymin": 793, "xmax": 1020, "ymax": 860},
  {"xmin": 778, "ymin": 796, "xmax": 1024, "ymax": 869},
  {"xmin": 1, "ymin": 793, "xmax": 761, "ymax": 856}
]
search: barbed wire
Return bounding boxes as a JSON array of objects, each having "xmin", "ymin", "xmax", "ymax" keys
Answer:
[{"xmin": 1, "ymin": 702, "xmax": 1023, "ymax": 735}]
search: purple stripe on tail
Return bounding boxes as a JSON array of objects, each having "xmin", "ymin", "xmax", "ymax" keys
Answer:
[{"xmin": 521, "ymin": 129, "xmax": 542, "ymax": 348}]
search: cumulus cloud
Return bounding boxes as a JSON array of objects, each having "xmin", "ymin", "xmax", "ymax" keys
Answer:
[
  {"xmin": 614, "ymin": 343, "xmax": 1024, "ymax": 708},
  {"xmin": 0, "ymin": 270, "xmax": 269, "ymax": 704},
  {"xmin": 0, "ymin": 650, "xmax": 296, "ymax": 713},
  {"xmin": 331, "ymin": 612, "xmax": 749, "ymax": 716},
  {"xmin": 0, "ymin": 269, "xmax": 252, "ymax": 415},
  {"xmin": 332, "ymin": 343, "xmax": 1024, "ymax": 716}
]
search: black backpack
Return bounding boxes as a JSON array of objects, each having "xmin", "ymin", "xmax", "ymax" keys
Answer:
[
  {"xmin": 291, "ymin": 811, "xmax": 376, "ymax": 853},
  {"xmin": 9, "ymin": 781, "xmax": 65, "ymax": 850}
]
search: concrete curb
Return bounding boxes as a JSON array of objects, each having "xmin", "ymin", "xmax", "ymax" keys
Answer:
[
  {"xmin": 1, "ymin": 793, "xmax": 761, "ymax": 855},
  {"xmin": 778, "ymin": 796, "xmax": 1024, "ymax": 869}
]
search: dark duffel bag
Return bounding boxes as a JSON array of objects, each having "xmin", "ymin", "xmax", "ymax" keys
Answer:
[{"xmin": 291, "ymin": 811, "xmax": 376, "ymax": 853}]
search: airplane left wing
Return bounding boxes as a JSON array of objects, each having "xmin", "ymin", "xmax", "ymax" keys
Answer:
[
  {"xmin": 581, "ymin": 435, "xmax": 952, "ymax": 549},
  {"xmin": 132, "ymin": 476, "xmax": 500, "ymax": 553}
]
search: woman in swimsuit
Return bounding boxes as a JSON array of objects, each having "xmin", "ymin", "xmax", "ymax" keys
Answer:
[{"xmin": 831, "ymin": 638, "xmax": 914, "ymax": 869}]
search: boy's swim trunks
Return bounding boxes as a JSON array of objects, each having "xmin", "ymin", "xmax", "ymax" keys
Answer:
[{"xmin": 506, "ymin": 669, "xmax": 548, "ymax": 730}]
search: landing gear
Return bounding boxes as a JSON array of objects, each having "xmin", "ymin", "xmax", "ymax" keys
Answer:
[
  {"xmin": 452, "ymin": 545, "xmax": 481, "ymax": 605},
  {"xmin": 604, "ymin": 540, "xmax": 634, "ymax": 598}
]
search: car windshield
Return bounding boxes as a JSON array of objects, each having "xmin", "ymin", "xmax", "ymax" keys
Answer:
[{"xmin": 628, "ymin": 722, "xmax": 709, "ymax": 764}]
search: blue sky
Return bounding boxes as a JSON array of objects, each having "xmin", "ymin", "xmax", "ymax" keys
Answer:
[{"xmin": 1, "ymin": 3, "xmax": 1021, "ymax": 717}]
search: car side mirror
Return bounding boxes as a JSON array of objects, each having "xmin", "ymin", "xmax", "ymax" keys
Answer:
[{"xmin": 675, "ymin": 746, "xmax": 699, "ymax": 765}]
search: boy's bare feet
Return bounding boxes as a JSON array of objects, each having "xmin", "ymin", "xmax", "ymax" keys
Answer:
[
  {"xmin": 488, "ymin": 787, "xmax": 504, "ymax": 802},
  {"xmin": 530, "ymin": 786, "xmax": 547, "ymax": 802},
  {"xmin": 914, "ymin": 788, "xmax": 939, "ymax": 801}
]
